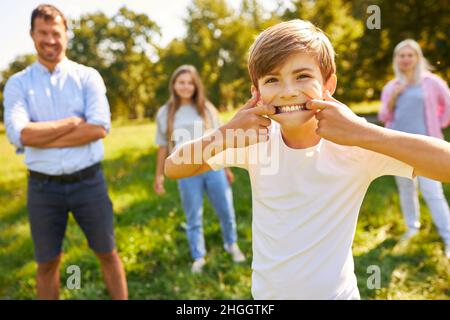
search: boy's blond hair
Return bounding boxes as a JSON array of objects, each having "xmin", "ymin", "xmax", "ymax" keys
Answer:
[{"xmin": 248, "ymin": 19, "xmax": 336, "ymax": 88}]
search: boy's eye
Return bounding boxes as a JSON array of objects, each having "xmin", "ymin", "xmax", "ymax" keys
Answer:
[
  {"xmin": 264, "ymin": 77, "xmax": 278, "ymax": 84},
  {"xmin": 297, "ymin": 74, "xmax": 311, "ymax": 80}
]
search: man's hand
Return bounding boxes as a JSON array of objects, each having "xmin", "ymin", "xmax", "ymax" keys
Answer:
[
  {"xmin": 220, "ymin": 92, "xmax": 276, "ymax": 149},
  {"xmin": 153, "ymin": 175, "xmax": 166, "ymax": 196},
  {"xmin": 306, "ymin": 90, "xmax": 369, "ymax": 146},
  {"xmin": 65, "ymin": 116, "xmax": 85, "ymax": 127}
]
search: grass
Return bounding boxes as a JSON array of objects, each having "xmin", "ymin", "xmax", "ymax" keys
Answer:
[
  {"xmin": 349, "ymin": 100, "xmax": 381, "ymax": 115},
  {"xmin": 0, "ymin": 115, "xmax": 449, "ymax": 300}
]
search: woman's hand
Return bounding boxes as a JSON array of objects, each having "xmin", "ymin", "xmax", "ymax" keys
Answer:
[
  {"xmin": 153, "ymin": 175, "xmax": 166, "ymax": 195},
  {"xmin": 387, "ymin": 82, "xmax": 409, "ymax": 111},
  {"xmin": 393, "ymin": 82, "xmax": 408, "ymax": 98}
]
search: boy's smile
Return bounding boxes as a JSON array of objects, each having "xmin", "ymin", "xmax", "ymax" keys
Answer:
[
  {"xmin": 256, "ymin": 52, "xmax": 337, "ymax": 148},
  {"xmin": 274, "ymin": 103, "xmax": 308, "ymax": 113},
  {"xmin": 257, "ymin": 52, "xmax": 329, "ymax": 127}
]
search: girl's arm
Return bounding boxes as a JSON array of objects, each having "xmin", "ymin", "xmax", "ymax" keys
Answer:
[{"xmin": 154, "ymin": 146, "xmax": 169, "ymax": 195}]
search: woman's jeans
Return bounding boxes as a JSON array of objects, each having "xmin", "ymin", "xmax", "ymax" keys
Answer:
[
  {"xmin": 177, "ymin": 169, "xmax": 238, "ymax": 260},
  {"xmin": 395, "ymin": 176, "xmax": 450, "ymax": 245}
]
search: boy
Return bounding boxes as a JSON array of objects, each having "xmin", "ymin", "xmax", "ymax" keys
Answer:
[{"xmin": 164, "ymin": 20, "xmax": 450, "ymax": 299}]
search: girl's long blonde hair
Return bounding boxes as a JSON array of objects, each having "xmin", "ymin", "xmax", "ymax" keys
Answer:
[
  {"xmin": 393, "ymin": 39, "xmax": 433, "ymax": 84},
  {"xmin": 166, "ymin": 65, "xmax": 217, "ymax": 151}
]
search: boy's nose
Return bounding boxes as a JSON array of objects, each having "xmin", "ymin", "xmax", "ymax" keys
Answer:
[{"xmin": 280, "ymin": 85, "xmax": 300, "ymax": 100}]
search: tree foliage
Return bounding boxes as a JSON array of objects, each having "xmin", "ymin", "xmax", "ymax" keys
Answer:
[{"xmin": 1, "ymin": 0, "xmax": 449, "ymax": 120}]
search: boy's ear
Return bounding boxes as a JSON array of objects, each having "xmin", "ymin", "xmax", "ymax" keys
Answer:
[
  {"xmin": 251, "ymin": 85, "xmax": 259, "ymax": 98},
  {"xmin": 324, "ymin": 74, "xmax": 337, "ymax": 96}
]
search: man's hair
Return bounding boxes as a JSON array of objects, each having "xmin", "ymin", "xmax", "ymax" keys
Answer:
[
  {"xmin": 31, "ymin": 4, "xmax": 68, "ymax": 31},
  {"xmin": 248, "ymin": 19, "xmax": 336, "ymax": 88}
]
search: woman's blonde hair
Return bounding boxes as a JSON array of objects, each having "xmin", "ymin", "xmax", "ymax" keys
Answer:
[
  {"xmin": 166, "ymin": 65, "xmax": 217, "ymax": 150},
  {"xmin": 393, "ymin": 39, "xmax": 433, "ymax": 84}
]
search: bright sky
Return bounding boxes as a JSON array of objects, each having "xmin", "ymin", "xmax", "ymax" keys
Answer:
[{"xmin": 0, "ymin": 0, "xmax": 282, "ymax": 70}]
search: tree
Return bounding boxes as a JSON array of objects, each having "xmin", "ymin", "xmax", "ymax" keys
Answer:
[
  {"xmin": 345, "ymin": 0, "xmax": 450, "ymax": 101},
  {"xmin": 156, "ymin": 0, "xmax": 278, "ymax": 110},
  {"xmin": 0, "ymin": 54, "xmax": 36, "ymax": 122},
  {"xmin": 282, "ymin": 0, "xmax": 365, "ymax": 102},
  {"xmin": 183, "ymin": 0, "xmax": 236, "ymax": 108},
  {"xmin": 69, "ymin": 7, "xmax": 161, "ymax": 119},
  {"xmin": 3, "ymin": 1, "xmax": 447, "ymax": 121}
]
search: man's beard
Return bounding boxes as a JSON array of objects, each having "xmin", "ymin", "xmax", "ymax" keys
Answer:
[{"xmin": 38, "ymin": 44, "xmax": 63, "ymax": 62}]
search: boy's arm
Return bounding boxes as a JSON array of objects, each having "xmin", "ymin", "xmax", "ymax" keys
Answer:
[
  {"xmin": 307, "ymin": 91, "xmax": 450, "ymax": 182},
  {"xmin": 164, "ymin": 128, "xmax": 228, "ymax": 179},
  {"xmin": 356, "ymin": 125, "xmax": 450, "ymax": 181},
  {"xmin": 164, "ymin": 95, "xmax": 275, "ymax": 179}
]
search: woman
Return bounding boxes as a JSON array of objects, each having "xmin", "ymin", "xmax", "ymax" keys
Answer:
[
  {"xmin": 378, "ymin": 39, "xmax": 450, "ymax": 258},
  {"xmin": 153, "ymin": 65, "xmax": 245, "ymax": 272}
]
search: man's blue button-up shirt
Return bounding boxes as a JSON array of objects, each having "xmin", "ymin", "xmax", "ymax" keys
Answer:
[{"xmin": 3, "ymin": 58, "xmax": 111, "ymax": 175}]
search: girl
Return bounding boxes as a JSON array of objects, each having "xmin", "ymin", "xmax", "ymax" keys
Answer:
[{"xmin": 153, "ymin": 65, "xmax": 245, "ymax": 272}]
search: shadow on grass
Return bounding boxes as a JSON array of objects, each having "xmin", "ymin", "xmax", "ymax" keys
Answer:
[
  {"xmin": 355, "ymin": 237, "xmax": 436, "ymax": 300},
  {"xmin": 355, "ymin": 162, "xmax": 450, "ymax": 300},
  {"xmin": 0, "ymin": 203, "xmax": 28, "ymax": 233},
  {"xmin": 100, "ymin": 149, "xmax": 253, "ymax": 299},
  {"xmin": 0, "ymin": 146, "xmax": 253, "ymax": 299},
  {"xmin": 0, "ymin": 234, "xmax": 35, "ymax": 299}
]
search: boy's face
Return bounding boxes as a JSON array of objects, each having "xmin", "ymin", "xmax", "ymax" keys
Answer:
[{"xmin": 256, "ymin": 52, "xmax": 336, "ymax": 129}]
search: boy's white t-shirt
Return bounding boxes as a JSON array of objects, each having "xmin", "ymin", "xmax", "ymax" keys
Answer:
[{"xmin": 207, "ymin": 122, "xmax": 413, "ymax": 300}]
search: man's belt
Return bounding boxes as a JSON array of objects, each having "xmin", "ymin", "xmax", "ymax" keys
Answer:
[{"xmin": 28, "ymin": 163, "xmax": 101, "ymax": 184}]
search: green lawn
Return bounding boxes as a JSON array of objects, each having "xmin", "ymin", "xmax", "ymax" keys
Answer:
[{"xmin": 0, "ymin": 117, "xmax": 449, "ymax": 300}]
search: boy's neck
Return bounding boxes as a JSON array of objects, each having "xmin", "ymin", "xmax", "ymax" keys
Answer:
[{"xmin": 280, "ymin": 119, "xmax": 321, "ymax": 149}]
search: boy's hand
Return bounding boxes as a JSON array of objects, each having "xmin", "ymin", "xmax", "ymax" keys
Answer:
[
  {"xmin": 221, "ymin": 93, "xmax": 276, "ymax": 149},
  {"xmin": 306, "ymin": 91, "xmax": 369, "ymax": 146}
]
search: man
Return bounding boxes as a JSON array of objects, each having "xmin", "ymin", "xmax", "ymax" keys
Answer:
[{"xmin": 3, "ymin": 4, "xmax": 127, "ymax": 299}]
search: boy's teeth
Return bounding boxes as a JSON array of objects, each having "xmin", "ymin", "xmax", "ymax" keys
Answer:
[{"xmin": 278, "ymin": 104, "xmax": 306, "ymax": 113}]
